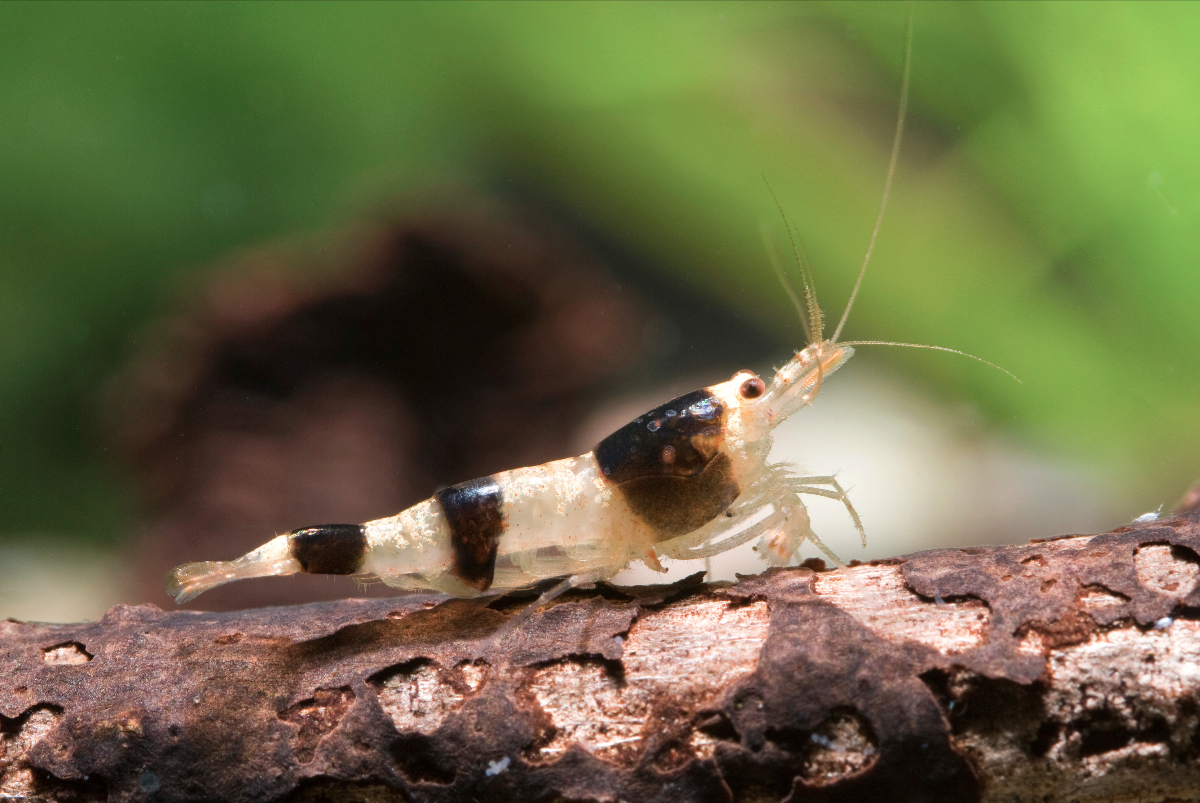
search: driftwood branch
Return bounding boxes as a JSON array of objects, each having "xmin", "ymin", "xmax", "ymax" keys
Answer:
[{"xmin": 5, "ymin": 513, "xmax": 1200, "ymax": 803}]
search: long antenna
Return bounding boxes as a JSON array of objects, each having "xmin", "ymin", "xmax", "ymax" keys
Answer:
[
  {"xmin": 831, "ymin": 10, "xmax": 913, "ymax": 344},
  {"xmin": 838, "ymin": 340, "xmax": 1022, "ymax": 383}
]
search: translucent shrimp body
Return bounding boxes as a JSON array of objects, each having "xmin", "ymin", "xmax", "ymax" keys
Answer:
[{"xmin": 165, "ymin": 341, "xmax": 859, "ymax": 604}]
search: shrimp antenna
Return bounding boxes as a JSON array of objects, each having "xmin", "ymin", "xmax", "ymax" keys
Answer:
[
  {"xmin": 760, "ymin": 222, "xmax": 813, "ymax": 345},
  {"xmin": 837, "ymin": 340, "xmax": 1022, "ymax": 383},
  {"xmin": 831, "ymin": 10, "xmax": 913, "ymax": 344},
  {"xmin": 763, "ymin": 176, "xmax": 824, "ymax": 344}
]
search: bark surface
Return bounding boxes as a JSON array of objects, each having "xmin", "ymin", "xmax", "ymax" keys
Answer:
[{"xmin": 5, "ymin": 513, "xmax": 1200, "ymax": 803}]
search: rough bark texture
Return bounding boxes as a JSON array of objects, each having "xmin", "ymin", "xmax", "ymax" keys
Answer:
[{"xmin": 5, "ymin": 512, "xmax": 1200, "ymax": 803}]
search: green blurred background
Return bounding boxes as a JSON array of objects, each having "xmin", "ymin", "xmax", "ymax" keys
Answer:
[{"xmin": 2, "ymin": 1, "xmax": 1198, "ymax": 613}]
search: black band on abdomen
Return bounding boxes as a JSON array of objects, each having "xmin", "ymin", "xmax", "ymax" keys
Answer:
[
  {"xmin": 289, "ymin": 524, "xmax": 367, "ymax": 575},
  {"xmin": 435, "ymin": 476, "xmax": 505, "ymax": 591}
]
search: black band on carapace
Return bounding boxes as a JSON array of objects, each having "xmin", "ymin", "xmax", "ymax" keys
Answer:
[
  {"xmin": 289, "ymin": 524, "xmax": 367, "ymax": 575},
  {"xmin": 616, "ymin": 452, "xmax": 741, "ymax": 541},
  {"xmin": 435, "ymin": 476, "xmax": 505, "ymax": 591},
  {"xmin": 594, "ymin": 388, "xmax": 726, "ymax": 484}
]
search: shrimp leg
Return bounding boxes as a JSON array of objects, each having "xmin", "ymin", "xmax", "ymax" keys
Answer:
[
  {"xmin": 656, "ymin": 464, "xmax": 843, "ymax": 567},
  {"xmin": 791, "ymin": 474, "xmax": 867, "ymax": 547},
  {"xmin": 662, "ymin": 502, "xmax": 787, "ymax": 560},
  {"xmin": 652, "ymin": 465, "xmax": 792, "ymax": 560},
  {"xmin": 682, "ymin": 482, "xmax": 846, "ymax": 570}
]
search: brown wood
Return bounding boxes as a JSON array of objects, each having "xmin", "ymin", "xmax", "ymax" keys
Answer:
[{"xmin": 4, "ymin": 512, "xmax": 1200, "ymax": 803}]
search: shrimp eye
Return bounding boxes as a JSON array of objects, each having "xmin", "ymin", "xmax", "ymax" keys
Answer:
[{"xmin": 739, "ymin": 376, "xmax": 766, "ymax": 400}]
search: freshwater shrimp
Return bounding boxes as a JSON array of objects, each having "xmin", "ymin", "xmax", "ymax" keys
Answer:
[
  {"xmin": 166, "ymin": 17, "xmax": 1002, "ymax": 615},
  {"xmin": 165, "ymin": 331, "xmax": 866, "ymax": 606}
]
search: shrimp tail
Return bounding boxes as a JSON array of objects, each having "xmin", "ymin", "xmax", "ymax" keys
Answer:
[{"xmin": 166, "ymin": 534, "xmax": 301, "ymax": 603}]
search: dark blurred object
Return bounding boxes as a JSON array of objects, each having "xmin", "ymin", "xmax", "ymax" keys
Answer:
[
  {"xmin": 1176, "ymin": 481, "xmax": 1200, "ymax": 517},
  {"xmin": 106, "ymin": 197, "xmax": 648, "ymax": 610}
]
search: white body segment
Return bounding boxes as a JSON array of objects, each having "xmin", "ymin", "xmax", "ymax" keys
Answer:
[{"xmin": 361, "ymin": 455, "xmax": 656, "ymax": 595}]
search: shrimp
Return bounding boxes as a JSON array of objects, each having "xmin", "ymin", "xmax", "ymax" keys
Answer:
[
  {"xmin": 166, "ymin": 15, "xmax": 1005, "ymax": 614},
  {"xmin": 165, "ymin": 342, "xmax": 862, "ymax": 606}
]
